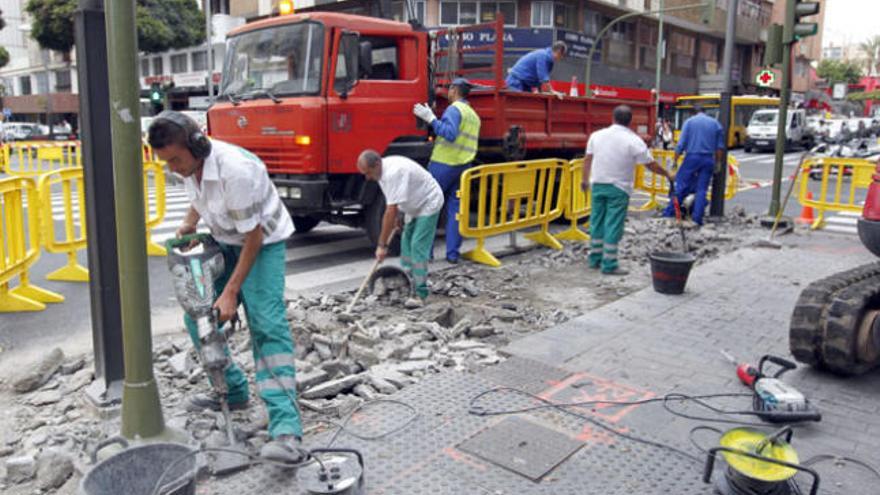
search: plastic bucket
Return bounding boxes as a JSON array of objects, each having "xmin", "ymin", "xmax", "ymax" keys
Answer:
[
  {"xmin": 648, "ymin": 251, "xmax": 696, "ymax": 295},
  {"xmin": 368, "ymin": 266, "xmax": 414, "ymax": 301},
  {"xmin": 80, "ymin": 438, "xmax": 197, "ymax": 495}
]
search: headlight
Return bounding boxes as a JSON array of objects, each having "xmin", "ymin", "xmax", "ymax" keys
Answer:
[{"xmin": 288, "ymin": 187, "xmax": 302, "ymax": 200}]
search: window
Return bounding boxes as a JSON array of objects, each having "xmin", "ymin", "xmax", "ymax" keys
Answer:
[
  {"xmin": 171, "ymin": 54, "xmax": 188, "ymax": 74},
  {"xmin": 210, "ymin": 0, "xmax": 230, "ymax": 15},
  {"xmin": 35, "ymin": 72, "xmax": 49, "ymax": 94},
  {"xmin": 670, "ymin": 32, "xmax": 695, "ymax": 74},
  {"xmin": 639, "ymin": 25, "xmax": 659, "ymax": 70},
  {"xmin": 554, "ymin": 2, "xmax": 575, "ymax": 29},
  {"xmin": 392, "ymin": 0, "xmax": 425, "ymax": 23},
  {"xmin": 532, "ymin": 1, "xmax": 553, "ymax": 27},
  {"xmin": 54, "ymin": 69, "xmax": 72, "ymax": 92},
  {"xmin": 141, "ymin": 59, "xmax": 150, "ymax": 77},
  {"xmin": 192, "ymin": 51, "xmax": 208, "ymax": 72},
  {"xmin": 362, "ymin": 36, "xmax": 400, "ymax": 80},
  {"xmin": 441, "ymin": 1, "xmax": 516, "ymax": 26},
  {"xmin": 699, "ymin": 39, "xmax": 718, "ymax": 75},
  {"xmin": 584, "ymin": 11, "xmax": 603, "ymax": 36},
  {"xmin": 606, "ymin": 21, "xmax": 634, "ymax": 67},
  {"xmin": 19, "ymin": 76, "xmax": 31, "ymax": 96},
  {"xmin": 153, "ymin": 57, "xmax": 164, "ymax": 75}
]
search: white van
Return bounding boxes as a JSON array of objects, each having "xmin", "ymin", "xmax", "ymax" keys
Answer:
[{"xmin": 745, "ymin": 109, "xmax": 808, "ymax": 152}]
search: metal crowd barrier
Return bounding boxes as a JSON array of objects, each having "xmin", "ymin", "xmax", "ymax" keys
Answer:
[
  {"xmin": 457, "ymin": 159, "xmax": 567, "ymax": 267},
  {"xmin": 0, "ymin": 143, "xmax": 9, "ymax": 173},
  {"xmin": 556, "ymin": 159, "xmax": 591, "ymax": 242},
  {"xmin": 798, "ymin": 157, "xmax": 876, "ymax": 230},
  {"xmin": 38, "ymin": 168, "xmax": 90, "ymax": 282},
  {"xmin": 632, "ymin": 150, "xmax": 740, "ymax": 211},
  {"xmin": 5, "ymin": 141, "xmax": 81, "ymax": 176},
  {"xmin": 144, "ymin": 160, "xmax": 168, "ymax": 256},
  {"xmin": 0, "ymin": 177, "xmax": 64, "ymax": 312}
]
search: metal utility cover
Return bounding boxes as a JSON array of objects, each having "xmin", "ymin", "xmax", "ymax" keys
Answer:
[{"xmin": 457, "ymin": 416, "xmax": 583, "ymax": 481}]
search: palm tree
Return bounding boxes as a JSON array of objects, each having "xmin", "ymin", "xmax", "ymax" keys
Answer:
[{"xmin": 859, "ymin": 35, "xmax": 880, "ymax": 76}]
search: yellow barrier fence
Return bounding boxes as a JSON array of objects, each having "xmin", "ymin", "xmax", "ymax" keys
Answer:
[
  {"xmin": 5, "ymin": 141, "xmax": 81, "ymax": 176},
  {"xmin": 0, "ymin": 177, "xmax": 64, "ymax": 312},
  {"xmin": 0, "ymin": 143, "xmax": 9, "ymax": 173},
  {"xmin": 798, "ymin": 157, "xmax": 876, "ymax": 230},
  {"xmin": 556, "ymin": 159, "xmax": 592, "ymax": 242},
  {"xmin": 457, "ymin": 159, "xmax": 567, "ymax": 267},
  {"xmin": 632, "ymin": 150, "xmax": 740, "ymax": 211},
  {"xmin": 144, "ymin": 160, "xmax": 168, "ymax": 256},
  {"xmin": 38, "ymin": 168, "xmax": 90, "ymax": 282}
]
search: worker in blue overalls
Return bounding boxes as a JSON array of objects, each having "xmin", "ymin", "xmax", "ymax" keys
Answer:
[
  {"xmin": 413, "ymin": 78, "xmax": 482, "ymax": 263},
  {"xmin": 663, "ymin": 105, "xmax": 725, "ymax": 226},
  {"xmin": 505, "ymin": 41, "xmax": 567, "ymax": 98}
]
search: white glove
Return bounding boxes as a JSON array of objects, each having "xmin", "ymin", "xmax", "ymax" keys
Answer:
[{"xmin": 413, "ymin": 103, "xmax": 437, "ymax": 124}]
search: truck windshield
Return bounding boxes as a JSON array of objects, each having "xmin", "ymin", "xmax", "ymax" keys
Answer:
[{"xmin": 221, "ymin": 21, "xmax": 324, "ymax": 99}]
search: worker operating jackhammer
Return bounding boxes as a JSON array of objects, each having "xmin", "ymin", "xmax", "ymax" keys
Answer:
[
  {"xmin": 148, "ymin": 111, "xmax": 305, "ymax": 464},
  {"xmin": 357, "ymin": 150, "xmax": 444, "ymax": 308}
]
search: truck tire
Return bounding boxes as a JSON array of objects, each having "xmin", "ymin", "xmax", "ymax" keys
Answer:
[
  {"xmin": 292, "ymin": 215, "xmax": 320, "ymax": 234},
  {"xmin": 789, "ymin": 262, "xmax": 880, "ymax": 368},
  {"xmin": 365, "ymin": 192, "xmax": 401, "ymax": 256},
  {"xmin": 821, "ymin": 277, "xmax": 880, "ymax": 375}
]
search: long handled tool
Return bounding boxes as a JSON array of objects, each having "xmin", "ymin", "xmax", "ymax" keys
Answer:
[
  {"xmin": 754, "ymin": 151, "xmax": 809, "ymax": 249},
  {"xmin": 346, "ymin": 227, "xmax": 399, "ymax": 313},
  {"xmin": 670, "ymin": 183, "xmax": 688, "ymax": 252}
]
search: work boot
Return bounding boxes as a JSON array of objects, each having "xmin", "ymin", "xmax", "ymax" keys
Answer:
[
  {"xmin": 260, "ymin": 434, "xmax": 307, "ymax": 465},
  {"xmin": 187, "ymin": 392, "xmax": 249, "ymax": 413},
  {"xmin": 404, "ymin": 297, "xmax": 424, "ymax": 309},
  {"xmin": 601, "ymin": 267, "xmax": 629, "ymax": 276}
]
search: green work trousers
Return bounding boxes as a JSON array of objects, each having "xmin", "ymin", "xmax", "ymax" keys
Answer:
[
  {"xmin": 588, "ymin": 183, "xmax": 630, "ymax": 273},
  {"xmin": 400, "ymin": 212, "xmax": 440, "ymax": 299},
  {"xmin": 184, "ymin": 240, "xmax": 302, "ymax": 439}
]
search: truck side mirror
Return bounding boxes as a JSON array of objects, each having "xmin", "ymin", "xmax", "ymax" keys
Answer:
[
  {"xmin": 336, "ymin": 32, "xmax": 361, "ymax": 98},
  {"xmin": 359, "ymin": 41, "xmax": 373, "ymax": 79}
]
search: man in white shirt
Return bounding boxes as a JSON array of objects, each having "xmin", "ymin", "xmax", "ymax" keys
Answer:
[
  {"xmin": 582, "ymin": 105, "xmax": 672, "ymax": 275},
  {"xmin": 357, "ymin": 150, "xmax": 443, "ymax": 308},
  {"xmin": 148, "ymin": 111, "xmax": 304, "ymax": 464}
]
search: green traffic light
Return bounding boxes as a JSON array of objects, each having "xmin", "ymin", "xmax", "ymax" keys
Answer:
[{"xmin": 151, "ymin": 91, "xmax": 161, "ymax": 102}]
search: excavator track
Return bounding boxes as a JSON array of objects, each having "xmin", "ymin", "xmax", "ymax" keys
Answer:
[
  {"xmin": 789, "ymin": 262, "xmax": 880, "ymax": 368},
  {"xmin": 822, "ymin": 276, "xmax": 880, "ymax": 375}
]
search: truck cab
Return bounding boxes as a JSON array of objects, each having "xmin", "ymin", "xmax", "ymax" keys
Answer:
[{"xmin": 208, "ymin": 13, "xmax": 431, "ymax": 240}]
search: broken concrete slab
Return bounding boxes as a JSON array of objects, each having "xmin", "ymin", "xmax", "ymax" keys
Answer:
[
  {"xmin": 5, "ymin": 455, "xmax": 36, "ymax": 484},
  {"xmin": 295, "ymin": 368, "xmax": 329, "ymax": 392},
  {"xmin": 13, "ymin": 348, "xmax": 64, "ymax": 393},
  {"xmin": 29, "ymin": 390, "xmax": 63, "ymax": 406},
  {"xmin": 302, "ymin": 374, "xmax": 363, "ymax": 400},
  {"xmin": 36, "ymin": 448, "xmax": 74, "ymax": 490}
]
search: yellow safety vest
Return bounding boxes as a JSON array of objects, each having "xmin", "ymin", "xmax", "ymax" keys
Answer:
[{"xmin": 430, "ymin": 101, "xmax": 481, "ymax": 166}]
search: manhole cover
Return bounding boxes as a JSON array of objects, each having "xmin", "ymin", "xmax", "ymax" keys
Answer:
[{"xmin": 457, "ymin": 416, "xmax": 583, "ymax": 481}]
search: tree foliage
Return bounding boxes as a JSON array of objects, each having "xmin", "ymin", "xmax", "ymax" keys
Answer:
[
  {"xmin": 0, "ymin": 46, "xmax": 9, "ymax": 69},
  {"xmin": 25, "ymin": 0, "xmax": 205, "ymax": 54},
  {"xmin": 817, "ymin": 59, "xmax": 864, "ymax": 84},
  {"xmin": 859, "ymin": 36, "xmax": 880, "ymax": 75}
]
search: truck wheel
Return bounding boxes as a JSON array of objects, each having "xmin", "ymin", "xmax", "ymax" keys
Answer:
[
  {"xmin": 292, "ymin": 216, "xmax": 320, "ymax": 234},
  {"xmin": 789, "ymin": 262, "xmax": 880, "ymax": 368},
  {"xmin": 365, "ymin": 193, "xmax": 401, "ymax": 256},
  {"xmin": 822, "ymin": 277, "xmax": 880, "ymax": 375}
]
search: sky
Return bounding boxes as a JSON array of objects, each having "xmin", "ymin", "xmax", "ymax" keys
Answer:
[{"xmin": 822, "ymin": 0, "xmax": 880, "ymax": 47}]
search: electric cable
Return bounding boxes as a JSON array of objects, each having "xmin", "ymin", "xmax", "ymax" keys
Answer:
[
  {"xmin": 687, "ymin": 425, "xmax": 723, "ymax": 454},
  {"xmin": 801, "ymin": 454, "xmax": 880, "ymax": 482},
  {"xmin": 321, "ymin": 398, "xmax": 420, "ymax": 447}
]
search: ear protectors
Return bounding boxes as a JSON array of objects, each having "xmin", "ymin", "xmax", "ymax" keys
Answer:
[{"xmin": 155, "ymin": 111, "xmax": 212, "ymax": 159}]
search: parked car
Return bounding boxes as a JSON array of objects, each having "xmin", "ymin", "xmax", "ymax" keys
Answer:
[{"xmin": 744, "ymin": 108, "xmax": 810, "ymax": 152}]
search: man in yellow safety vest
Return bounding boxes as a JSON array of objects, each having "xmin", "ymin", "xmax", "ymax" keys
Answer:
[{"xmin": 413, "ymin": 78, "xmax": 482, "ymax": 263}]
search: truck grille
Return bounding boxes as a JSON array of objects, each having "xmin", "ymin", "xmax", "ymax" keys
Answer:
[{"xmin": 245, "ymin": 146, "xmax": 309, "ymax": 173}]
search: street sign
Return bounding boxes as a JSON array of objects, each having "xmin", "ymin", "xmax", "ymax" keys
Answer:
[
  {"xmin": 756, "ymin": 69, "xmax": 775, "ymax": 87},
  {"xmin": 832, "ymin": 83, "xmax": 847, "ymax": 100}
]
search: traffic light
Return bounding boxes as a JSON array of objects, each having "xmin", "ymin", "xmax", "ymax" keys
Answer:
[
  {"xmin": 787, "ymin": 0, "xmax": 820, "ymax": 42},
  {"xmin": 149, "ymin": 83, "xmax": 163, "ymax": 104},
  {"xmin": 763, "ymin": 24, "xmax": 784, "ymax": 67},
  {"xmin": 701, "ymin": 0, "xmax": 716, "ymax": 25}
]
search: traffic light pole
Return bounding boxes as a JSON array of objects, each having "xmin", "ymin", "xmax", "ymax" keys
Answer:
[
  {"xmin": 710, "ymin": 0, "xmax": 738, "ymax": 218},
  {"xmin": 768, "ymin": 1, "xmax": 797, "ymax": 218}
]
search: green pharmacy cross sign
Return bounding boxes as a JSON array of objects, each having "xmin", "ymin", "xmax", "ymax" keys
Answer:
[{"xmin": 756, "ymin": 69, "xmax": 776, "ymax": 87}]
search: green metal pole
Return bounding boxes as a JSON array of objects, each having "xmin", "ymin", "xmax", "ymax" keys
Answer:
[
  {"xmin": 105, "ymin": 0, "xmax": 166, "ymax": 440},
  {"xmin": 769, "ymin": 0, "xmax": 795, "ymax": 217},
  {"xmin": 586, "ymin": 3, "xmax": 707, "ymax": 97}
]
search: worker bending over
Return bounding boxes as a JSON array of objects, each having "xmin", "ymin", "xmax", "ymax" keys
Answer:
[
  {"xmin": 148, "ymin": 111, "xmax": 304, "ymax": 464},
  {"xmin": 582, "ymin": 105, "xmax": 672, "ymax": 275},
  {"xmin": 413, "ymin": 78, "xmax": 481, "ymax": 263},
  {"xmin": 505, "ymin": 41, "xmax": 567, "ymax": 98},
  {"xmin": 357, "ymin": 150, "xmax": 444, "ymax": 308},
  {"xmin": 663, "ymin": 104, "xmax": 724, "ymax": 226}
]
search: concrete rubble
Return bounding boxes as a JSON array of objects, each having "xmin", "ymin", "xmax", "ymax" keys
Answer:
[{"xmin": 0, "ymin": 211, "xmax": 764, "ymax": 493}]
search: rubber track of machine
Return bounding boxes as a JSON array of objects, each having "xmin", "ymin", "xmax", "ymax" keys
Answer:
[
  {"xmin": 822, "ymin": 276, "xmax": 880, "ymax": 376},
  {"xmin": 789, "ymin": 262, "xmax": 880, "ymax": 367}
]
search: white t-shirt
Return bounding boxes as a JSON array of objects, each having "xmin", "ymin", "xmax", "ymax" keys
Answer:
[
  {"xmin": 378, "ymin": 155, "xmax": 443, "ymax": 220},
  {"xmin": 586, "ymin": 124, "xmax": 654, "ymax": 194},
  {"xmin": 184, "ymin": 140, "xmax": 294, "ymax": 246}
]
